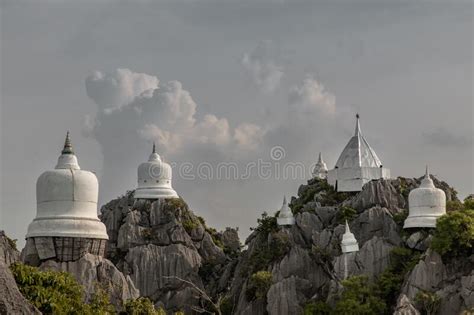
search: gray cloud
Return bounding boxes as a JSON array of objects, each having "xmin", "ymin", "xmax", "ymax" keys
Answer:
[
  {"xmin": 422, "ymin": 127, "xmax": 472, "ymax": 149},
  {"xmin": 241, "ymin": 40, "xmax": 284, "ymax": 94}
]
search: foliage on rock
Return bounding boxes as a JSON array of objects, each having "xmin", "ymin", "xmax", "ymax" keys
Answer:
[
  {"xmin": 245, "ymin": 271, "xmax": 272, "ymax": 300},
  {"xmin": 414, "ymin": 290, "xmax": 441, "ymax": 315},
  {"xmin": 121, "ymin": 297, "xmax": 165, "ymax": 315}
]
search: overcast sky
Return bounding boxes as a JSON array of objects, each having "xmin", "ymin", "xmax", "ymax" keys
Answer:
[{"xmin": 1, "ymin": 0, "xmax": 472, "ymax": 247}]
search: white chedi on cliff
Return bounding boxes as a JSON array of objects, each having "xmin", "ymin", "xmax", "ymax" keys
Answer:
[
  {"xmin": 277, "ymin": 196, "xmax": 295, "ymax": 226},
  {"xmin": 327, "ymin": 114, "xmax": 390, "ymax": 192},
  {"xmin": 25, "ymin": 132, "xmax": 108, "ymax": 263},
  {"xmin": 134, "ymin": 143, "xmax": 178, "ymax": 199},
  {"xmin": 341, "ymin": 220, "xmax": 359, "ymax": 253},
  {"xmin": 312, "ymin": 153, "xmax": 328, "ymax": 179},
  {"xmin": 404, "ymin": 166, "xmax": 446, "ymax": 229}
]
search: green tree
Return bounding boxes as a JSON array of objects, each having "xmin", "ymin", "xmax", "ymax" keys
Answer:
[
  {"xmin": 431, "ymin": 209, "xmax": 474, "ymax": 258},
  {"xmin": 414, "ymin": 290, "xmax": 441, "ymax": 315},
  {"xmin": 334, "ymin": 275, "xmax": 386, "ymax": 315},
  {"xmin": 121, "ymin": 297, "xmax": 165, "ymax": 315},
  {"xmin": 246, "ymin": 270, "xmax": 273, "ymax": 300}
]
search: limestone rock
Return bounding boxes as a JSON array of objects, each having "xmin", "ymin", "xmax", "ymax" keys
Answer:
[
  {"xmin": 295, "ymin": 212, "xmax": 323, "ymax": 243},
  {"xmin": 0, "ymin": 262, "xmax": 40, "ymax": 315},
  {"xmin": 394, "ymin": 294, "xmax": 420, "ymax": 315},
  {"xmin": 349, "ymin": 179, "xmax": 407, "ymax": 212},
  {"xmin": 358, "ymin": 236, "xmax": 394, "ymax": 279},
  {"xmin": 39, "ymin": 253, "xmax": 139, "ymax": 307},
  {"xmin": 351, "ymin": 206, "xmax": 401, "ymax": 246},
  {"xmin": 220, "ymin": 228, "xmax": 241, "ymax": 252},
  {"xmin": 0, "ymin": 231, "xmax": 20, "ymax": 267},
  {"xmin": 266, "ymin": 276, "xmax": 310, "ymax": 315}
]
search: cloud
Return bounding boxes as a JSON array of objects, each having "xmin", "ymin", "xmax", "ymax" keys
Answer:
[
  {"xmin": 241, "ymin": 40, "xmax": 284, "ymax": 94},
  {"xmin": 422, "ymin": 127, "xmax": 471, "ymax": 149},
  {"xmin": 288, "ymin": 75, "xmax": 336, "ymax": 117},
  {"xmin": 84, "ymin": 68, "xmax": 265, "ymax": 201},
  {"xmin": 85, "ymin": 68, "xmax": 159, "ymax": 111}
]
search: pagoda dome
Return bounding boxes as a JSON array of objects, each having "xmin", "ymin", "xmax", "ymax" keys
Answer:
[
  {"xmin": 341, "ymin": 220, "xmax": 359, "ymax": 253},
  {"xmin": 134, "ymin": 143, "xmax": 178, "ymax": 199},
  {"xmin": 404, "ymin": 166, "xmax": 446, "ymax": 229},
  {"xmin": 26, "ymin": 132, "xmax": 108, "ymax": 239},
  {"xmin": 277, "ymin": 196, "xmax": 295, "ymax": 226}
]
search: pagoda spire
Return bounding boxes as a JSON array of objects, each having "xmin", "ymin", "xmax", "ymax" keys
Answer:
[
  {"xmin": 354, "ymin": 113, "xmax": 361, "ymax": 136},
  {"xmin": 61, "ymin": 131, "xmax": 74, "ymax": 155},
  {"xmin": 318, "ymin": 152, "xmax": 323, "ymax": 163},
  {"xmin": 283, "ymin": 195, "xmax": 287, "ymax": 205},
  {"xmin": 152, "ymin": 141, "xmax": 156, "ymax": 154},
  {"xmin": 345, "ymin": 220, "xmax": 350, "ymax": 233},
  {"xmin": 425, "ymin": 165, "xmax": 429, "ymax": 178}
]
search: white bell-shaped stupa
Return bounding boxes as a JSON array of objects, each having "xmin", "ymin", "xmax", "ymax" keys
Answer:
[
  {"xmin": 327, "ymin": 114, "xmax": 390, "ymax": 192},
  {"xmin": 312, "ymin": 152, "xmax": 328, "ymax": 179},
  {"xmin": 404, "ymin": 166, "xmax": 446, "ymax": 229},
  {"xmin": 26, "ymin": 132, "xmax": 108, "ymax": 240},
  {"xmin": 341, "ymin": 220, "xmax": 359, "ymax": 253},
  {"xmin": 24, "ymin": 132, "xmax": 108, "ymax": 264},
  {"xmin": 134, "ymin": 143, "xmax": 178, "ymax": 199},
  {"xmin": 277, "ymin": 196, "xmax": 295, "ymax": 226}
]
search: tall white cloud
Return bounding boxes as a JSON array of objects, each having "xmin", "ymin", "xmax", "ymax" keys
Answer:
[
  {"xmin": 288, "ymin": 75, "xmax": 336, "ymax": 117},
  {"xmin": 241, "ymin": 40, "xmax": 284, "ymax": 94}
]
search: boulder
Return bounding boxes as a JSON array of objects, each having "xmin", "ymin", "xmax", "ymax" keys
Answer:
[
  {"xmin": 351, "ymin": 206, "xmax": 401, "ymax": 246},
  {"xmin": 0, "ymin": 231, "xmax": 20, "ymax": 267},
  {"xmin": 266, "ymin": 276, "xmax": 310, "ymax": 315}
]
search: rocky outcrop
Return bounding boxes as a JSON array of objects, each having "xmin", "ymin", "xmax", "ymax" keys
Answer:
[
  {"xmin": 0, "ymin": 231, "xmax": 40, "ymax": 315},
  {"xmin": 100, "ymin": 192, "xmax": 240, "ymax": 313},
  {"xmin": 39, "ymin": 253, "xmax": 139, "ymax": 307}
]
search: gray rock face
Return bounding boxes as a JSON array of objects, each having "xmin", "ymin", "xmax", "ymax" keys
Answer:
[
  {"xmin": 358, "ymin": 236, "xmax": 394, "ymax": 279},
  {"xmin": 266, "ymin": 276, "xmax": 310, "ymax": 315},
  {"xmin": 349, "ymin": 179, "xmax": 408, "ymax": 212},
  {"xmin": 100, "ymin": 195, "xmax": 239, "ymax": 313},
  {"xmin": 0, "ymin": 262, "xmax": 41, "ymax": 315},
  {"xmin": 393, "ymin": 294, "xmax": 420, "ymax": 315},
  {"xmin": 0, "ymin": 231, "xmax": 20, "ymax": 267},
  {"xmin": 351, "ymin": 206, "xmax": 401, "ymax": 246},
  {"xmin": 295, "ymin": 212, "xmax": 323, "ymax": 243},
  {"xmin": 39, "ymin": 253, "xmax": 139, "ymax": 308}
]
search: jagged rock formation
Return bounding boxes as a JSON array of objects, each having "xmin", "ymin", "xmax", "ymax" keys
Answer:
[
  {"xmin": 100, "ymin": 191, "xmax": 240, "ymax": 313},
  {"xmin": 224, "ymin": 177, "xmax": 472, "ymax": 314},
  {"xmin": 0, "ymin": 231, "xmax": 40, "ymax": 315}
]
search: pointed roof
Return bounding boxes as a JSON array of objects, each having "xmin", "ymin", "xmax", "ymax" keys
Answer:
[
  {"xmin": 419, "ymin": 165, "xmax": 435, "ymax": 189},
  {"xmin": 148, "ymin": 141, "xmax": 161, "ymax": 162},
  {"xmin": 335, "ymin": 114, "xmax": 382, "ymax": 168},
  {"xmin": 61, "ymin": 131, "xmax": 74, "ymax": 155}
]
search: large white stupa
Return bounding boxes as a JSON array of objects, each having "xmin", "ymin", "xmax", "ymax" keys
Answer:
[
  {"xmin": 134, "ymin": 143, "xmax": 178, "ymax": 199},
  {"xmin": 312, "ymin": 152, "xmax": 328, "ymax": 179},
  {"xmin": 277, "ymin": 196, "xmax": 295, "ymax": 226},
  {"xmin": 327, "ymin": 114, "xmax": 390, "ymax": 192},
  {"xmin": 25, "ymin": 132, "xmax": 108, "ymax": 262},
  {"xmin": 404, "ymin": 166, "xmax": 446, "ymax": 229}
]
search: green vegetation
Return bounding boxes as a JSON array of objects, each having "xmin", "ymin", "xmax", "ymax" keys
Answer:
[
  {"xmin": 446, "ymin": 200, "xmax": 464, "ymax": 212},
  {"xmin": 334, "ymin": 275, "xmax": 386, "ymax": 315},
  {"xmin": 6, "ymin": 235, "xmax": 18, "ymax": 251},
  {"xmin": 10, "ymin": 262, "xmax": 113, "ymax": 314},
  {"xmin": 376, "ymin": 247, "xmax": 420, "ymax": 305},
  {"xmin": 431, "ymin": 209, "xmax": 474, "ymax": 259},
  {"xmin": 250, "ymin": 212, "xmax": 278, "ymax": 235},
  {"xmin": 167, "ymin": 197, "xmax": 188, "ymax": 210},
  {"xmin": 463, "ymin": 197, "xmax": 474, "ymax": 210},
  {"xmin": 121, "ymin": 297, "xmax": 165, "ymax": 315},
  {"xmin": 414, "ymin": 290, "xmax": 441, "ymax": 315},
  {"xmin": 392, "ymin": 209, "xmax": 409, "ymax": 227},
  {"xmin": 245, "ymin": 271, "xmax": 272, "ymax": 301},
  {"xmin": 220, "ymin": 296, "xmax": 234, "ymax": 315},
  {"xmin": 182, "ymin": 218, "xmax": 199, "ymax": 234},
  {"xmin": 303, "ymin": 301, "xmax": 332, "ymax": 315},
  {"xmin": 336, "ymin": 206, "xmax": 357, "ymax": 224}
]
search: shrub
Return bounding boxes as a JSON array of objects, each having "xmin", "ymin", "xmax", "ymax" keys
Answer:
[
  {"xmin": 10, "ymin": 262, "xmax": 89, "ymax": 314},
  {"xmin": 431, "ymin": 209, "xmax": 474, "ymax": 258},
  {"xmin": 334, "ymin": 275, "xmax": 386, "ymax": 315},
  {"xmin": 166, "ymin": 197, "xmax": 188, "ymax": 210},
  {"xmin": 220, "ymin": 296, "xmax": 234, "ymax": 315},
  {"xmin": 182, "ymin": 218, "xmax": 199, "ymax": 234},
  {"xmin": 6, "ymin": 236, "xmax": 17, "ymax": 251},
  {"xmin": 250, "ymin": 212, "xmax": 278, "ymax": 236},
  {"xmin": 464, "ymin": 197, "xmax": 474, "ymax": 210},
  {"xmin": 121, "ymin": 297, "xmax": 165, "ymax": 315},
  {"xmin": 414, "ymin": 290, "xmax": 441, "ymax": 315},
  {"xmin": 303, "ymin": 301, "xmax": 332, "ymax": 315},
  {"xmin": 392, "ymin": 210, "xmax": 409, "ymax": 227},
  {"xmin": 246, "ymin": 271, "xmax": 272, "ymax": 300},
  {"xmin": 89, "ymin": 283, "xmax": 116, "ymax": 314},
  {"xmin": 446, "ymin": 200, "xmax": 464, "ymax": 212},
  {"xmin": 337, "ymin": 206, "xmax": 357, "ymax": 223}
]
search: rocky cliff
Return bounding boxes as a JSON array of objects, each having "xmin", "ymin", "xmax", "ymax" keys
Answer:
[
  {"xmin": 100, "ymin": 192, "xmax": 240, "ymax": 313},
  {"xmin": 224, "ymin": 177, "xmax": 473, "ymax": 315}
]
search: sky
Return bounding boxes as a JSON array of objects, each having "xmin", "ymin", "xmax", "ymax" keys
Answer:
[{"xmin": 1, "ymin": 0, "xmax": 473, "ymax": 248}]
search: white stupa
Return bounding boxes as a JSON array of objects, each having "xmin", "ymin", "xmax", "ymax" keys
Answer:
[
  {"xmin": 341, "ymin": 220, "xmax": 359, "ymax": 253},
  {"xmin": 327, "ymin": 114, "xmax": 390, "ymax": 192},
  {"xmin": 25, "ymin": 132, "xmax": 108, "ymax": 263},
  {"xmin": 134, "ymin": 143, "xmax": 178, "ymax": 199},
  {"xmin": 277, "ymin": 196, "xmax": 295, "ymax": 226},
  {"xmin": 312, "ymin": 152, "xmax": 328, "ymax": 179},
  {"xmin": 404, "ymin": 166, "xmax": 446, "ymax": 229}
]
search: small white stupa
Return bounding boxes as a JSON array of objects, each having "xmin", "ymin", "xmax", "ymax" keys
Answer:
[
  {"xmin": 25, "ymin": 132, "xmax": 108, "ymax": 262},
  {"xmin": 277, "ymin": 196, "xmax": 295, "ymax": 226},
  {"xmin": 404, "ymin": 166, "xmax": 446, "ymax": 229},
  {"xmin": 134, "ymin": 143, "xmax": 178, "ymax": 199},
  {"xmin": 341, "ymin": 220, "xmax": 359, "ymax": 253},
  {"xmin": 312, "ymin": 152, "xmax": 328, "ymax": 179},
  {"xmin": 327, "ymin": 114, "xmax": 390, "ymax": 192}
]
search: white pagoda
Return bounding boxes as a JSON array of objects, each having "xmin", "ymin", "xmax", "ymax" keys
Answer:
[
  {"xmin": 134, "ymin": 143, "xmax": 178, "ymax": 199},
  {"xmin": 341, "ymin": 220, "xmax": 359, "ymax": 253},
  {"xmin": 404, "ymin": 166, "xmax": 446, "ymax": 229},
  {"xmin": 277, "ymin": 196, "xmax": 295, "ymax": 226},
  {"xmin": 25, "ymin": 132, "xmax": 108, "ymax": 263},
  {"xmin": 312, "ymin": 152, "xmax": 328, "ymax": 179},
  {"xmin": 327, "ymin": 114, "xmax": 390, "ymax": 192}
]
